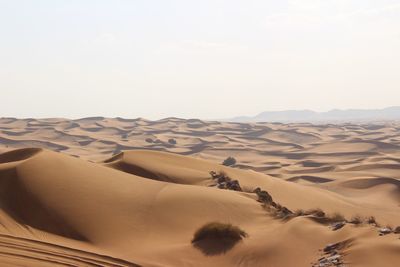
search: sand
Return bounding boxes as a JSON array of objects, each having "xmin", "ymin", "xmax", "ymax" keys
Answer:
[{"xmin": 0, "ymin": 117, "xmax": 399, "ymax": 266}]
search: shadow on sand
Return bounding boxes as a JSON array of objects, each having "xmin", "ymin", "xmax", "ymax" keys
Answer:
[{"xmin": 192, "ymin": 237, "xmax": 242, "ymax": 256}]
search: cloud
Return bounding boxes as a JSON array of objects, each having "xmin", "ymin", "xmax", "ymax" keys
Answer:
[{"xmin": 154, "ymin": 40, "xmax": 247, "ymax": 55}]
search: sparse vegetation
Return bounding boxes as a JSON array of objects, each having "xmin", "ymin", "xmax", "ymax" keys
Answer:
[
  {"xmin": 252, "ymin": 187, "xmax": 293, "ymax": 219},
  {"xmin": 210, "ymin": 171, "xmax": 242, "ymax": 191},
  {"xmin": 366, "ymin": 216, "xmax": 378, "ymax": 226},
  {"xmin": 168, "ymin": 138, "xmax": 177, "ymax": 145},
  {"xmin": 210, "ymin": 171, "xmax": 388, "ymax": 237},
  {"xmin": 222, "ymin": 156, "xmax": 236, "ymax": 166},
  {"xmin": 292, "ymin": 210, "xmax": 346, "ymax": 224},
  {"xmin": 210, "ymin": 170, "xmax": 229, "ymax": 183},
  {"xmin": 253, "ymin": 187, "xmax": 273, "ymax": 204},
  {"xmin": 192, "ymin": 222, "xmax": 248, "ymax": 243},
  {"xmin": 349, "ymin": 215, "xmax": 363, "ymax": 225},
  {"xmin": 306, "ymin": 208, "xmax": 325, "ymax": 218},
  {"xmin": 271, "ymin": 205, "xmax": 293, "ymax": 220},
  {"xmin": 294, "ymin": 209, "xmax": 305, "ymax": 216},
  {"xmin": 330, "ymin": 212, "xmax": 346, "ymax": 223}
]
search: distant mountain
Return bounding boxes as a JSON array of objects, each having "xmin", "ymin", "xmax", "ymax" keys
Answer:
[{"xmin": 228, "ymin": 107, "xmax": 400, "ymax": 123}]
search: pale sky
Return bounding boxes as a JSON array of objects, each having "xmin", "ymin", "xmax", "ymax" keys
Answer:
[{"xmin": 1, "ymin": 0, "xmax": 399, "ymax": 119}]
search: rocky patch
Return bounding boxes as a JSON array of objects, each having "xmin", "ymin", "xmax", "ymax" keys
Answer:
[{"xmin": 312, "ymin": 240, "xmax": 350, "ymax": 267}]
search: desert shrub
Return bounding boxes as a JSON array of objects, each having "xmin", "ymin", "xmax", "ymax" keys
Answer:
[
  {"xmin": 168, "ymin": 138, "xmax": 177, "ymax": 145},
  {"xmin": 366, "ymin": 216, "xmax": 378, "ymax": 225},
  {"xmin": 306, "ymin": 208, "xmax": 326, "ymax": 218},
  {"xmin": 209, "ymin": 170, "xmax": 243, "ymax": 191},
  {"xmin": 192, "ymin": 222, "xmax": 247, "ymax": 243},
  {"xmin": 329, "ymin": 212, "xmax": 346, "ymax": 222},
  {"xmin": 254, "ymin": 188, "xmax": 273, "ymax": 204},
  {"xmin": 226, "ymin": 180, "xmax": 242, "ymax": 191},
  {"xmin": 278, "ymin": 207, "xmax": 293, "ymax": 219},
  {"xmin": 294, "ymin": 209, "xmax": 305, "ymax": 216},
  {"xmin": 267, "ymin": 203, "xmax": 293, "ymax": 220},
  {"xmin": 253, "ymin": 187, "xmax": 262, "ymax": 194},
  {"xmin": 222, "ymin": 156, "xmax": 237, "ymax": 166},
  {"xmin": 210, "ymin": 170, "xmax": 230, "ymax": 182},
  {"xmin": 350, "ymin": 215, "xmax": 363, "ymax": 225}
]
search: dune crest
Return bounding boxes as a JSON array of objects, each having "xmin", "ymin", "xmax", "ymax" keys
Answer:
[{"xmin": 0, "ymin": 147, "xmax": 42, "ymax": 163}]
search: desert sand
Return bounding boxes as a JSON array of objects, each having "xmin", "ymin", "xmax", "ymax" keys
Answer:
[{"xmin": 0, "ymin": 117, "xmax": 399, "ymax": 266}]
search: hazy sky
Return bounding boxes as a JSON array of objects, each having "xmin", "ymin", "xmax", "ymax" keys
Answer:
[{"xmin": 1, "ymin": 0, "xmax": 399, "ymax": 119}]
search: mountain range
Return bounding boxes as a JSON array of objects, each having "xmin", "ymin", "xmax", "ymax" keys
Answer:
[{"xmin": 228, "ymin": 106, "xmax": 400, "ymax": 123}]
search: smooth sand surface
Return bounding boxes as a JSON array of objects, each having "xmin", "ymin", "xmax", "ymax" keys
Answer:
[{"xmin": 0, "ymin": 117, "xmax": 399, "ymax": 266}]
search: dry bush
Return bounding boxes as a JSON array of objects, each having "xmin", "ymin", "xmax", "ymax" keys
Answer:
[
  {"xmin": 254, "ymin": 188, "xmax": 273, "ymax": 204},
  {"xmin": 366, "ymin": 216, "xmax": 378, "ymax": 226},
  {"xmin": 168, "ymin": 138, "xmax": 177, "ymax": 145},
  {"xmin": 329, "ymin": 212, "xmax": 346, "ymax": 222},
  {"xmin": 192, "ymin": 222, "xmax": 248, "ymax": 243},
  {"xmin": 222, "ymin": 156, "xmax": 237, "ymax": 166},
  {"xmin": 294, "ymin": 209, "xmax": 305, "ymax": 216},
  {"xmin": 350, "ymin": 215, "xmax": 363, "ymax": 225},
  {"xmin": 306, "ymin": 208, "xmax": 326, "ymax": 218},
  {"xmin": 270, "ymin": 205, "xmax": 293, "ymax": 220},
  {"xmin": 210, "ymin": 170, "xmax": 230, "ymax": 182}
]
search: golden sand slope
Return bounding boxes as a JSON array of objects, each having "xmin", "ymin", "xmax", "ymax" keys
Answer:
[
  {"xmin": 0, "ymin": 148, "xmax": 399, "ymax": 266},
  {"xmin": 1, "ymin": 118, "xmax": 399, "ymax": 212}
]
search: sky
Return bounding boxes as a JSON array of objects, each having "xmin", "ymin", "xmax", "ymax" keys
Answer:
[{"xmin": 0, "ymin": 0, "xmax": 399, "ymax": 119}]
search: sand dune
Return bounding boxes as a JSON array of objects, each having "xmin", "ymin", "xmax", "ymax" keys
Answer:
[{"xmin": 0, "ymin": 118, "xmax": 400, "ymax": 266}]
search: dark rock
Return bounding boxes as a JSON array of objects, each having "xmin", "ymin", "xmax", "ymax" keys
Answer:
[
  {"xmin": 326, "ymin": 254, "xmax": 342, "ymax": 264},
  {"xmin": 394, "ymin": 226, "xmax": 400, "ymax": 234},
  {"xmin": 314, "ymin": 241, "xmax": 347, "ymax": 267},
  {"xmin": 324, "ymin": 243, "xmax": 340, "ymax": 253},
  {"xmin": 379, "ymin": 227, "xmax": 392, "ymax": 235},
  {"xmin": 331, "ymin": 222, "xmax": 346, "ymax": 231}
]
